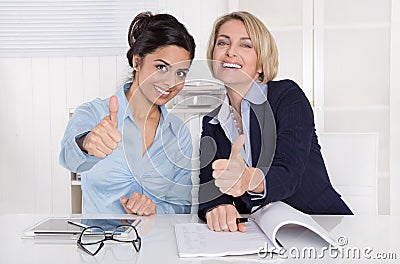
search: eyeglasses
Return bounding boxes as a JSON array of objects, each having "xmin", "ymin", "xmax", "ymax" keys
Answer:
[{"xmin": 77, "ymin": 224, "xmax": 141, "ymax": 256}]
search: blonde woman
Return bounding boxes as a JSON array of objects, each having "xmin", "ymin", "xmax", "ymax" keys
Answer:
[{"xmin": 198, "ymin": 11, "xmax": 352, "ymax": 232}]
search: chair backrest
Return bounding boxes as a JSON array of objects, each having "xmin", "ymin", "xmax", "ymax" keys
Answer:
[{"xmin": 318, "ymin": 133, "xmax": 378, "ymax": 215}]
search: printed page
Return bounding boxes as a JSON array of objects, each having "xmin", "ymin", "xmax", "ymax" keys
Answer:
[
  {"xmin": 174, "ymin": 221, "xmax": 274, "ymax": 257},
  {"xmin": 253, "ymin": 202, "xmax": 338, "ymax": 249}
]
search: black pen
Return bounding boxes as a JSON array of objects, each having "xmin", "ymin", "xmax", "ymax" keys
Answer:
[
  {"xmin": 67, "ymin": 220, "xmax": 89, "ymax": 229},
  {"xmin": 236, "ymin": 217, "xmax": 252, "ymax": 224}
]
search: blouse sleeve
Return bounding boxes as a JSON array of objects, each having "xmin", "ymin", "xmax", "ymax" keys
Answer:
[{"xmin": 59, "ymin": 100, "xmax": 104, "ymax": 173}]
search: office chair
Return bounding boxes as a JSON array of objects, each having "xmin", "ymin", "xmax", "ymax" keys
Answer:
[{"xmin": 319, "ymin": 133, "xmax": 378, "ymax": 215}]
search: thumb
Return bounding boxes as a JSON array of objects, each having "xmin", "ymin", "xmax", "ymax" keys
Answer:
[
  {"xmin": 230, "ymin": 134, "xmax": 245, "ymax": 159},
  {"xmin": 120, "ymin": 196, "xmax": 130, "ymax": 213},
  {"xmin": 120, "ymin": 196, "xmax": 128, "ymax": 204},
  {"xmin": 109, "ymin": 95, "xmax": 118, "ymax": 128}
]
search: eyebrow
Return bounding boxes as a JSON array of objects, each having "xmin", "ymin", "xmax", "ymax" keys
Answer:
[
  {"xmin": 154, "ymin": 59, "xmax": 171, "ymax": 66},
  {"xmin": 217, "ymin": 34, "xmax": 251, "ymax": 41},
  {"xmin": 154, "ymin": 59, "xmax": 190, "ymax": 71}
]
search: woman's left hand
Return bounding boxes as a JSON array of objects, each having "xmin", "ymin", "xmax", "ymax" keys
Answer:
[
  {"xmin": 120, "ymin": 192, "xmax": 156, "ymax": 216},
  {"xmin": 212, "ymin": 135, "xmax": 250, "ymax": 197}
]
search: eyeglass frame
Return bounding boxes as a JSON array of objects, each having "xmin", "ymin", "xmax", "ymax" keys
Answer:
[{"xmin": 77, "ymin": 224, "xmax": 141, "ymax": 256}]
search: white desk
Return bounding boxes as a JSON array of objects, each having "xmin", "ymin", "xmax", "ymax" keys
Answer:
[{"xmin": 0, "ymin": 214, "xmax": 399, "ymax": 263}]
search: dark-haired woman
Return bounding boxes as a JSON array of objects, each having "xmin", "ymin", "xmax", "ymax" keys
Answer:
[{"xmin": 60, "ymin": 12, "xmax": 196, "ymax": 215}]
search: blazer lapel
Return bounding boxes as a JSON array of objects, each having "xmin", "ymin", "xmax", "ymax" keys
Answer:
[
  {"xmin": 250, "ymin": 106, "xmax": 261, "ymax": 166},
  {"xmin": 250, "ymin": 102, "xmax": 276, "ymax": 170}
]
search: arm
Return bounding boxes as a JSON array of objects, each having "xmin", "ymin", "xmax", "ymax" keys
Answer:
[
  {"xmin": 222, "ymin": 81, "xmax": 315, "ymax": 211},
  {"xmin": 197, "ymin": 116, "xmax": 234, "ymax": 222},
  {"xmin": 59, "ymin": 101, "xmax": 103, "ymax": 173},
  {"xmin": 59, "ymin": 96, "xmax": 121, "ymax": 173},
  {"xmin": 258, "ymin": 82, "xmax": 315, "ymax": 205}
]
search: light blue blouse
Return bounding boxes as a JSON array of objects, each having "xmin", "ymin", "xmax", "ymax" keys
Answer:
[{"xmin": 59, "ymin": 83, "xmax": 192, "ymax": 214}]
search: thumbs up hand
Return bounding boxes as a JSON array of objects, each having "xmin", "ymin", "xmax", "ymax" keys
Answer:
[
  {"xmin": 212, "ymin": 135, "xmax": 250, "ymax": 197},
  {"xmin": 212, "ymin": 134, "xmax": 265, "ymax": 196},
  {"xmin": 82, "ymin": 95, "xmax": 122, "ymax": 158}
]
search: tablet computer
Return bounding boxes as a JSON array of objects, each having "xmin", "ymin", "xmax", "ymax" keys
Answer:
[{"xmin": 24, "ymin": 217, "xmax": 141, "ymax": 237}]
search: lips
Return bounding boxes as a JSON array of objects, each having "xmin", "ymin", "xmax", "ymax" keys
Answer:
[
  {"xmin": 222, "ymin": 62, "xmax": 242, "ymax": 69},
  {"xmin": 154, "ymin": 85, "xmax": 170, "ymax": 95}
]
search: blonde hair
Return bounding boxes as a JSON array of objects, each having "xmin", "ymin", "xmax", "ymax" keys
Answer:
[{"xmin": 207, "ymin": 11, "xmax": 278, "ymax": 83}]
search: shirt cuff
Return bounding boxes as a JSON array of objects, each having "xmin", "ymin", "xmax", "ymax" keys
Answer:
[
  {"xmin": 246, "ymin": 170, "xmax": 267, "ymax": 200},
  {"xmin": 69, "ymin": 132, "xmax": 100, "ymax": 172}
]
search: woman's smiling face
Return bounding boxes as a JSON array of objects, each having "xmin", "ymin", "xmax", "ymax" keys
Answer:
[
  {"xmin": 212, "ymin": 19, "xmax": 261, "ymax": 89},
  {"xmin": 135, "ymin": 45, "xmax": 191, "ymax": 105}
]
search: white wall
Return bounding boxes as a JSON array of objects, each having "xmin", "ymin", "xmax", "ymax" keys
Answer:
[
  {"xmin": 0, "ymin": 56, "xmax": 129, "ymax": 214},
  {"xmin": 390, "ymin": 0, "xmax": 400, "ymax": 215}
]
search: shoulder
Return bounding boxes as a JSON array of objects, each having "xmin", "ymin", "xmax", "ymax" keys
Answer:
[
  {"xmin": 267, "ymin": 79, "xmax": 311, "ymax": 108},
  {"xmin": 268, "ymin": 79, "xmax": 304, "ymax": 98},
  {"xmin": 73, "ymin": 97, "xmax": 109, "ymax": 121}
]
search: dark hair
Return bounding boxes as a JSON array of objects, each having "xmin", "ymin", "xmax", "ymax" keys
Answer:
[{"xmin": 126, "ymin": 12, "xmax": 196, "ymax": 72}]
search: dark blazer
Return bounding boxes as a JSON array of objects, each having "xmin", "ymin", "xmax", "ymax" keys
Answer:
[{"xmin": 198, "ymin": 80, "xmax": 352, "ymax": 221}]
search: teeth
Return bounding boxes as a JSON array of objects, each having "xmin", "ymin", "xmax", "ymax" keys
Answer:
[
  {"xmin": 155, "ymin": 86, "xmax": 170, "ymax": 95},
  {"xmin": 222, "ymin": 62, "xmax": 242, "ymax": 69}
]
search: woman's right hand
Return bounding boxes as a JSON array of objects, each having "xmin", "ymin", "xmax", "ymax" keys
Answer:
[
  {"xmin": 80, "ymin": 95, "xmax": 122, "ymax": 158},
  {"xmin": 205, "ymin": 204, "xmax": 247, "ymax": 232}
]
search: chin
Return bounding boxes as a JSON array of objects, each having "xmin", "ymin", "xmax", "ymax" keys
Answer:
[
  {"xmin": 216, "ymin": 71, "xmax": 250, "ymax": 85},
  {"xmin": 154, "ymin": 97, "xmax": 172, "ymax": 106},
  {"xmin": 218, "ymin": 76, "xmax": 246, "ymax": 86}
]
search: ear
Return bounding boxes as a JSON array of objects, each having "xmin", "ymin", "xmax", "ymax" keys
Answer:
[
  {"xmin": 257, "ymin": 65, "xmax": 263, "ymax": 75},
  {"xmin": 133, "ymin": 55, "xmax": 141, "ymax": 71}
]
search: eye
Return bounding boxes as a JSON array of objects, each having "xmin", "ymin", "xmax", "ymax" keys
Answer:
[
  {"xmin": 176, "ymin": 70, "xmax": 188, "ymax": 78},
  {"xmin": 155, "ymin": 64, "xmax": 168, "ymax": 72},
  {"xmin": 216, "ymin": 40, "xmax": 229, "ymax": 46},
  {"xmin": 241, "ymin": 43, "xmax": 253, "ymax": 49}
]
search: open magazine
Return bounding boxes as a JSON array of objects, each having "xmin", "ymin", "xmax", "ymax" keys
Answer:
[{"xmin": 175, "ymin": 201, "xmax": 339, "ymax": 258}]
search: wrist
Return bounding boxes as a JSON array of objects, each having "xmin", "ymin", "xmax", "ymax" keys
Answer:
[
  {"xmin": 75, "ymin": 132, "xmax": 90, "ymax": 153},
  {"xmin": 247, "ymin": 167, "xmax": 264, "ymax": 193}
]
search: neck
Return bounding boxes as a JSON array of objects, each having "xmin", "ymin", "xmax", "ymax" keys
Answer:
[
  {"xmin": 126, "ymin": 80, "xmax": 160, "ymax": 120},
  {"xmin": 225, "ymin": 79, "xmax": 256, "ymax": 113},
  {"xmin": 227, "ymin": 88, "xmax": 243, "ymax": 114}
]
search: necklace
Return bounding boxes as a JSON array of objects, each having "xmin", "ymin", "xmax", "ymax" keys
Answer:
[{"xmin": 229, "ymin": 104, "xmax": 243, "ymax": 135}]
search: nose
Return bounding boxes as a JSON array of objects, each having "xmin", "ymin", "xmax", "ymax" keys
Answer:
[
  {"xmin": 162, "ymin": 71, "xmax": 176, "ymax": 89},
  {"xmin": 225, "ymin": 45, "xmax": 237, "ymax": 57}
]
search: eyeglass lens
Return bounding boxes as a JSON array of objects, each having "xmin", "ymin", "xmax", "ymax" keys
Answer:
[
  {"xmin": 113, "ymin": 226, "xmax": 137, "ymax": 242},
  {"xmin": 80, "ymin": 227, "xmax": 105, "ymax": 255}
]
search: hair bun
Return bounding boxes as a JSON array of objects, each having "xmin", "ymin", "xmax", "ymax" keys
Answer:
[
  {"xmin": 126, "ymin": 12, "xmax": 195, "ymax": 69},
  {"xmin": 128, "ymin": 11, "xmax": 153, "ymax": 47}
]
